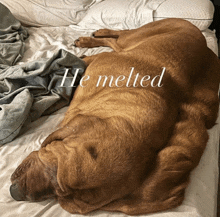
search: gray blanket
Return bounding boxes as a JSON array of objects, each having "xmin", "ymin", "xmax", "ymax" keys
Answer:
[{"xmin": 0, "ymin": 3, "xmax": 86, "ymax": 145}]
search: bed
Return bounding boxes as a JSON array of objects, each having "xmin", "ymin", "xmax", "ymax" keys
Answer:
[{"xmin": 0, "ymin": 0, "xmax": 219, "ymax": 216}]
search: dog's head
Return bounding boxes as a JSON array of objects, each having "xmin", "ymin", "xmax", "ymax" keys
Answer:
[
  {"xmin": 9, "ymin": 114, "xmax": 150, "ymax": 214},
  {"xmin": 10, "ymin": 126, "xmax": 75, "ymax": 202},
  {"xmin": 9, "ymin": 115, "xmax": 110, "ymax": 204}
]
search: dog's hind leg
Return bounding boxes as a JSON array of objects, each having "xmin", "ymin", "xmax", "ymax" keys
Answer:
[
  {"xmin": 75, "ymin": 37, "xmax": 123, "ymax": 52},
  {"xmin": 93, "ymin": 29, "xmax": 129, "ymax": 38}
]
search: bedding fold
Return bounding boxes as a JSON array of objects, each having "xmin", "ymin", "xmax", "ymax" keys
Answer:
[
  {"xmin": 0, "ymin": 3, "xmax": 28, "ymax": 66},
  {"xmin": 0, "ymin": 49, "xmax": 86, "ymax": 145}
]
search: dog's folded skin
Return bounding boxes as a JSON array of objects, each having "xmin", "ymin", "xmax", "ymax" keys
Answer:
[{"xmin": 10, "ymin": 18, "xmax": 220, "ymax": 215}]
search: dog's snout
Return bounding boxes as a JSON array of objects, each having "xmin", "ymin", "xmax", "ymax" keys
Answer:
[{"xmin": 10, "ymin": 183, "xmax": 26, "ymax": 201}]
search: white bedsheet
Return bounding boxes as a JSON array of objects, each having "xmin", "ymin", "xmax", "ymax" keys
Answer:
[{"xmin": 0, "ymin": 24, "xmax": 219, "ymax": 217}]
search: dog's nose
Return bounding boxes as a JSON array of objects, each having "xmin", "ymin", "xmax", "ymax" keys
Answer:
[{"xmin": 10, "ymin": 183, "xmax": 26, "ymax": 201}]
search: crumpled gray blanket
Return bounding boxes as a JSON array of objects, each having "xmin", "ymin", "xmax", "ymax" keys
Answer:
[{"xmin": 0, "ymin": 3, "xmax": 86, "ymax": 145}]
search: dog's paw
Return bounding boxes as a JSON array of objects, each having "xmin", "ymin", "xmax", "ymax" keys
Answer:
[{"xmin": 74, "ymin": 37, "xmax": 93, "ymax": 48}]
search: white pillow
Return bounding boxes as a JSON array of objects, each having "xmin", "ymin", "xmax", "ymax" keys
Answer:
[
  {"xmin": 78, "ymin": 0, "xmax": 214, "ymax": 31},
  {"xmin": 0, "ymin": 0, "xmax": 103, "ymax": 27},
  {"xmin": 154, "ymin": 0, "xmax": 214, "ymax": 31},
  {"xmin": 78, "ymin": 0, "xmax": 164, "ymax": 30}
]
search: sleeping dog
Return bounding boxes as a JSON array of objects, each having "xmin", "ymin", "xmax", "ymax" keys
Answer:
[{"xmin": 10, "ymin": 18, "xmax": 220, "ymax": 215}]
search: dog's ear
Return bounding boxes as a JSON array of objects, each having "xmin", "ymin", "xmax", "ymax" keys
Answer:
[{"xmin": 41, "ymin": 126, "xmax": 74, "ymax": 147}]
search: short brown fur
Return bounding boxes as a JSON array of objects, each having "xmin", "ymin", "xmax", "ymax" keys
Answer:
[{"xmin": 10, "ymin": 18, "xmax": 220, "ymax": 215}]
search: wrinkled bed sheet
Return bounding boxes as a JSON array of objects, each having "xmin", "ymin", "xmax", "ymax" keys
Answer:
[{"xmin": 0, "ymin": 17, "xmax": 219, "ymax": 217}]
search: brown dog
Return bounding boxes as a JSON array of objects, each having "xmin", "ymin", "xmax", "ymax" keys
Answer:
[{"xmin": 10, "ymin": 18, "xmax": 220, "ymax": 215}]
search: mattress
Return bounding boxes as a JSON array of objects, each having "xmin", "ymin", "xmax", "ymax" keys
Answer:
[{"xmin": 0, "ymin": 21, "xmax": 219, "ymax": 217}]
